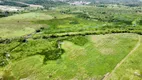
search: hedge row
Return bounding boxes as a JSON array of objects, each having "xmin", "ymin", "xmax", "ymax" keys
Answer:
[{"xmin": 1, "ymin": 29, "xmax": 142, "ymax": 44}]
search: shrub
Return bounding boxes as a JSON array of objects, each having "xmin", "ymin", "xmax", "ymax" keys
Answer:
[
  {"xmin": 36, "ymin": 29, "xmax": 41, "ymax": 33},
  {"xmin": 18, "ymin": 38, "xmax": 27, "ymax": 43},
  {"xmin": 69, "ymin": 21, "xmax": 79, "ymax": 24},
  {"xmin": 68, "ymin": 36, "xmax": 88, "ymax": 46}
]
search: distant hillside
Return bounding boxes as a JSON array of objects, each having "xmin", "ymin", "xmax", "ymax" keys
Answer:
[
  {"xmin": 92, "ymin": 0, "xmax": 141, "ymax": 4},
  {"xmin": 0, "ymin": 0, "xmax": 67, "ymax": 8},
  {"xmin": 0, "ymin": 0, "xmax": 29, "ymax": 7},
  {"xmin": 5, "ymin": 0, "xmax": 142, "ymax": 4},
  {"xmin": 66, "ymin": 0, "xmax": 142, "ymax": 4},
  {"xmin": 1, "ymin": 0, "xmax": 142, "ymax": 8}
]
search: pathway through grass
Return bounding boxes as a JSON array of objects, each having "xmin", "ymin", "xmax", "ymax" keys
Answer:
[{"xmin": 103, "ymin": 35, "xmax": 141, "ymax": 80}]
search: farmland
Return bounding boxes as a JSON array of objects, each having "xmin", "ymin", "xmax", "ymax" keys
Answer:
[{"xmin": 0, "ymin": 1, "xmax": 142, "ymax": 80}]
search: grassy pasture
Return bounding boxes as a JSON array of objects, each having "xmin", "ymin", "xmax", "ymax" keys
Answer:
[
  {"xmin": 0, "ymin": 12, "xmax": 53, "ymax": 22},
  {"xmin": 0, "ymin": 11, "xmax": 73, "ymax": 39},
  {"xmin": 36, "ymin": 17, "xmax": 105, "ymax": 34},
  {"xmin": 0, "ymin": 12, "xmax": 52, "ymax": 38},
  {"xmin": 33, "ymin": 6, "xmax": 142, "ymax": 35},
  {"xmin": 0, "ymin": 33, "xmax": 139, "ymax": 80},
  {"xmin": 0, "ymin": 5, "xmax": 142, "ymax": 80},
  {"xmin": 41, "ymin": 10, "xmax": 74, "ymax": 19},
  {"xmin": 110, "ymin": 36, "xmax": 142, "ymax": 80},
  {"xmin": 1, "ymin": 6, "xmax": 141, "ymax": 38}
]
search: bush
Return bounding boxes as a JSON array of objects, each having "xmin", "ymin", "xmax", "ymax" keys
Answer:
[
  {"xmin": 68, "ymin": 36, "xmax": 88, "ymax": 46},
  {"xmin": 0, "ymin": 59, "xmax": 8, "ymax": 67},
  {"xmin": 69, "ymin": 21, "xmax": 79, "ymax": 24},
  {"xmin": 42, "ymin": 49, "xmax": 64, "ymax": 61},
  {"xmin": 18, "ymin": 37, "xmax": 27, "ymax": 43},
  {"xmin": 40, "ymin": 27, "xmax": 45, "ymax": 30},
  {"xmin": 36, "ymin": 29, "xmax": 41, "ymax": 33},
  {"xmin": 0, "ymin": 39, "xmax": 11, "ymax": 44}
]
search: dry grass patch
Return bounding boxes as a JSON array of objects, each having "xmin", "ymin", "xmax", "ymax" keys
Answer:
[{"xmin": 89, "ymin": 33, "xmax": 138, "ymax": 55}]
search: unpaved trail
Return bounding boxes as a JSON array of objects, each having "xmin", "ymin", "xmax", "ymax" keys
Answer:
[{"xmin": 103, "ymin": 35, "xmax": 141, "ymax": 80}]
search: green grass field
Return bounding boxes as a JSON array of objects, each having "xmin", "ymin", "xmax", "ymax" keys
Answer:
[
  {"xmin": 0, "ymin": 33, "xmax": 139, "ymax": 80},
  {"xmin": 110, "ymin": 36, "xmax": 142, "ymax": 80},
  {"xmin": 0, "ymin": 12, "xmax": 51, "ymax": 38},
  {"xmin": 0, "ymin": 11, "xmax": 73, "ymax": 39},
  {"xmin": 0, "ymin": 4, "xmax": 142, "ymax": 80},
  {"xmin": 0, "ymin": 6, "xmax": 142, "ymax": 39}
]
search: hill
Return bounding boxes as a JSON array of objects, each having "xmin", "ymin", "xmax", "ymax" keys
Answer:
[
  {"xmin": 1, "ymin": 0, "xmax": 142, "ymax": 8},
  {"xmin": 0, "ymin": 0, "xmax": 67, "ymax": 8},
  {"xmin": 4, "ymin": 0, "xmax": 142, "ymax": 4}
]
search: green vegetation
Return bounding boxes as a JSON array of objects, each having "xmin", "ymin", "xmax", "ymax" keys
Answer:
[
  {"xmin": 0, "ymin": 1, "xmax": 142, "ymax": 80},
  {"xmin": 0, "ymin": 11, "xmax": 73, "ymax": 38},
  {"xmin": 36, "ymin": 17, "xmax": 102, "ymax": 34},
  {"xmin": 1, "ymin": 5, "xmax": 142, "ymax": 39},
  {"xmin": 0, "ymin": 34, "xmax": 139, "ymax": 80},
  {"xmin": 0, "ymin": 11, "xmax": 16, "ymax": 18},
  {"xmin": 32, "ymin": 6, "xmax": 142, "ymax": 36},
  {"xmin": 110, "ymin": 36, "xmax": 142, "ymax": 80},
  {"xmin": 7, "ymin": 0, "xmax": 68, "ymax": 9},
  {"xmin": 0, "ymin": 1, "xmax": 29, "ymax": 7},
  {"xmin": 68, "ymin": 36, "xmax": 88, "ymax": 46}
]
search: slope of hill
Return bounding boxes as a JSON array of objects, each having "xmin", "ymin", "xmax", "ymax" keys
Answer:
[
  {"xmin": 4, "ymin": 0, "xmax": 67, "ymax": 8},
  {"xmin": 0, "ymin": 0, "xmax": 29, "ymax": 7},
  {"xmin": 5, "ymin": 0, "xmax": 142, "ymax": 4},
  {"xmin": 0, "ymin": 0, "xmax": 67, "ymax": 9},
  {"xmin": 1, "ymin": 0, "xmax": 142, "ymax": 8}
]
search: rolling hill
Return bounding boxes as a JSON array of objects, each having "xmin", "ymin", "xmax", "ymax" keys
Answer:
[{"xmin": 3, "ymin": 0, "xmax": 142, "ymax": 4}]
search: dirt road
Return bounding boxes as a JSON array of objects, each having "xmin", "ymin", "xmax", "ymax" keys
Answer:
[{"xmin": 103, "ymin": 35, "xmax": 141, "ymax": 80}]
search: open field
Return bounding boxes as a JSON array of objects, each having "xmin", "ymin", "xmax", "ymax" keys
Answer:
[
  {"xmin": 0, "ymin": 3, "xmax": 142, "ymax": 80},
  {"xmin": 0, "ymin": 12, "xmax": 51, "ymax": 38},
  {"xmin": 109, "ymin": 36, "xmax": 142, "ymax": 80},
  {"xmin": 0, "ymin": 5, "xmax": 142, "ymax": 39},
  {"xmin": 0, "ymin": 11, "xmax": 73, "ymax": 38},
  {"xmin": 0, "ymin": 33, "xmax": 140, "ymax": 80}
]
